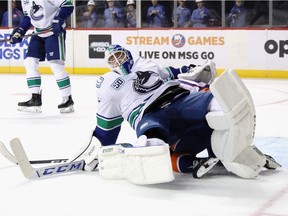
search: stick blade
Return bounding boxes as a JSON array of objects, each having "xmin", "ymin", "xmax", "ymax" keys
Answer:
[
  {"xmin": 10, "ymin": 138, "xmax": 38, "ymax": 179},
  {"xmin": 0, "ymin": 141, "xmax": 18, "ymax": 164}
]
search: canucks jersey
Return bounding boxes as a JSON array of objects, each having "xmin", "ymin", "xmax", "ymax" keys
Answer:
[
  {"xmin": 95, "ymin": 58, "xmax": 180, "ymax": 145},
  {"xmin": 21, "ymin": 0, "xmax": 73, "ymax": 35}
]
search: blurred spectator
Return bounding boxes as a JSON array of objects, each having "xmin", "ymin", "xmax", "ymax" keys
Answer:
[
  {"xmin": 188, "ymin": 0, "xmax": 210, "ymax": 28},
  {"xmin": 80, "ymin": 0, "xmax": 98, "ymax": 28},
  {"xmin": 103, "ymin": 0, "xmax": 125, "ymax": 28},
  {"xmin": 272, "ymin": 1, "xmax": 288, "ymax": 26},
  {"xmin": 1, "ymin": 0, "xmax": 23, "ymax": 27},
  {"xmin": 173, "ymin": 0, "xmax": 191, "ymax": 27},
  {"xmin": 227, "ymin": 0, "xmax": 246, "ymax": 27},
  {"xmin": 249, "ymin": 1, "xmax": 269, "ymax": 26},
  {"xmin": 147, "ymin": 0, "xmax": 167, "ymax": 28},
  {"xmin": 126, "ymin": 0, "xmax": 136, "ymax": 28}
]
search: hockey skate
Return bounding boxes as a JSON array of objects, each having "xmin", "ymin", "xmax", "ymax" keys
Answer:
[
  {"xmin": 18, "ymin": 91, "xmax": 42, "ymax": 113},
  {"xmin": 264, "ymin": 154, "xmax": 281, "ymax": 170},
  {"xmin": 251, "ymin": 145, "xmax": 281, "ymax": 170},
  {"xmin": 192, "ymin": 157, "xmax": 219, "ymax": 178},
  {"xmin": 58, "ymin": 95, "xmax": 74, "ymax": 113}
]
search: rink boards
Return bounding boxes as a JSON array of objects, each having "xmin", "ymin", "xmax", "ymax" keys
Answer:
[{"xmin": 0, "ymin": 28, "xmax": 287, "ymax": 78}]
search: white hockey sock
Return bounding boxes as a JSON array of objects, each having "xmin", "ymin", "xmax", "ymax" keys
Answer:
[
  {"xmin": 50, "ymin": 60, "xmax": 72, "ymax": 97},
  {"xmin": 24, "ymin": 57, "xmax": 41, "ymax": 94}
]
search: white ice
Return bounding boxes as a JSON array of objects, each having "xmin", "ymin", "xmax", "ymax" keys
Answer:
[{"xmin": 0, "ymin": 74, "xmax": 287, "ymax": 216}]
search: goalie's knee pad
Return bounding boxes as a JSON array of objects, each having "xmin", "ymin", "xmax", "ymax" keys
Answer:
[
  {"xmin": 98, "ymin": 137, "xmax": 174, "ymax": 185},
  {"xmin": 206, "ymin": 69, "xmax": 264, "ymax": 178}
]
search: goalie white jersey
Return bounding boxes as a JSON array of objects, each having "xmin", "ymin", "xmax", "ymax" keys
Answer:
[
  {"xmin": 21, "ymin": 0, "xmax": 72, "ymax": 32},
  {"xmin": 95, "ymin": 58, "xmax": 179, "ymax": 143}
]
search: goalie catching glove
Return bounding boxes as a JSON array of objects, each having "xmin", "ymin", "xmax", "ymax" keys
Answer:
[{"xmin": 178, "ymin": 60, "xmax": 217, "ymax": 85}]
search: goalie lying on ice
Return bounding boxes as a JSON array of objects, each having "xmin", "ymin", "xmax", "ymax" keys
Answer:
[{"xmin": 69, "ymin": 44, "xmax": 280, "ymax": 184}]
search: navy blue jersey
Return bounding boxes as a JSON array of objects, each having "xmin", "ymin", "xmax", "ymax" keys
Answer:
[
  {"xmin": 26, "ymin": 32, "xmax": 66, "ymax": 61},
  {"xmin": 136, "ymin": 91, "xmax": 214, "ymax": 156}
]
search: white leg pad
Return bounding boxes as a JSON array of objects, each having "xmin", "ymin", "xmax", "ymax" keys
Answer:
[
  {"xmin": 206, "ymin": 69, "xmax": 265, "ymax": 178},
  {"xmin": 222, "ymin": 146, "xmax": 266, "ymax": 178},
  {"xmin": 98, "ymin": 144, "xmax": 174, "ymax": 185}
]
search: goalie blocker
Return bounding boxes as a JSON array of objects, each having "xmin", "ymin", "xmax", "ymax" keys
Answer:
[
  {"xmin": 69, "ymin": 133, "xmax": 174, "ymax": 185},
  {"xmin": 98, "ymin": 136, "xmax": 174, "ymax": 185}
]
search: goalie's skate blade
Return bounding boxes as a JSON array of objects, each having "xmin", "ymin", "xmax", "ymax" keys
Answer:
[
  {"xmin": 17, "ymin": 106, "xmax": 42, "ymax": 113},
  {"xmin": 264, "ymin": 154, "xmax": 281, "ymax": 170},
  {"xmin": 10, "ymin": 138, "xmax": 37, "ymax": 179},
  {"xmin": 194, "ymin": 158, "xmax": 220, "ymax": 178},
  {"xmin": 59, "ymin": 106, "xmax": 74, "ymax": 114},
  {"xmin": 0, "ymin": 141, "xmax": 18, "ymax": 164}
]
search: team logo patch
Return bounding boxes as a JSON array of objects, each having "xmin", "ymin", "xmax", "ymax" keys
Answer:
[
  {"xmin": 30, "ymin": 1, "xmax": 44, "ymax": 21},
  {"xmin": 112, "ymin": 78, "xmax": 125, "ymax": 90},
  {"xmin": 133, "ymin": 71, "xmax": 163, "ymax": 94}
]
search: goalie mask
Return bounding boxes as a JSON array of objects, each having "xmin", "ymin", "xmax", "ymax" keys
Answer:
[{"xmin": 105, "ymin": 44, "xmax": 134, "ymax": 75}]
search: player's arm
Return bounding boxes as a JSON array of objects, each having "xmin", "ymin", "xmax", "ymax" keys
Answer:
[
  {"xmin": 93, "ymin": 114, "xmax": 123, "ymax": 146},
  {"xmin": 93, "ymin": 75, "xmax": 124, "ymax": 146},
  {"xmin": 9, "ymin": 15, "xmax": 32, "ymax": 44},
  {"xmin": 51, "ymin": 0, "xmax": 74, "ymax": 35},
  {"xmin": 164, "ymin": 64, "xmax": 196, "ymax": 80},
  {"xmin": 57, "ymin": 0, "xmax": 74, "ymax": 20},
  {"xmin": 93, "ymin": 98, "xmax": 123, "ymax": 146}
]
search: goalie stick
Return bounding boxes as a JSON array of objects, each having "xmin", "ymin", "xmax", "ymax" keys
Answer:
[
  {"xmin": 0, "ymin": 30, "xmax": 52, "ymax": 43},
  {"xmin": 10, "ymin": 138, "xmax": 85, "ymax": 179},
  {"xmin": 0, "ymin": 141, "xmax": 68, "ymax": 165}
]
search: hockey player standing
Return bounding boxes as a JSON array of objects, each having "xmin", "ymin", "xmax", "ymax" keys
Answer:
[{"xmin": 9, "ymin": 0, "xmax": 74, "ymax": 113}]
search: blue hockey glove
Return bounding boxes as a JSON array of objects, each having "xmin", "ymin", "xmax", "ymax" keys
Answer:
[
  {"xmin": 9, "ymin": 27, "xmax": 25, "ymax": 44},
  {"xmin": 52, "ymin": 17, "xmax": 65, "ymax": 35}
]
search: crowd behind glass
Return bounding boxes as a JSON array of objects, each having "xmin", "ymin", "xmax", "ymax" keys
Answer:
[{"xmin": 0, "ymin": 0, "xmax": 287, "ymax": 28}]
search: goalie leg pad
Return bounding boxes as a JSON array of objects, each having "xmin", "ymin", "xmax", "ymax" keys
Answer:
[
  {"xmin": 98, "ymin": 142, "xmax": 175, "ymax": 185},
  {"xmin": 222, "ymin": 145, "xmax": 266, "ymax": 178},
  {"xmin": 206, "ymin": 69, "xmax": 263, "ymax": 178}
]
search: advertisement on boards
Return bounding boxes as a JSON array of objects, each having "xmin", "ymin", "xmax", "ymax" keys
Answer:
[{"xmin": 1, "ymin": 29, "xmax": 287, "ymax": 77}]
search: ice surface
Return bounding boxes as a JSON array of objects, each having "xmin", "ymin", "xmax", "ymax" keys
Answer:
[{"xmin": 0, "ymin": 74, "xmax": 287, "ymax": 216}]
